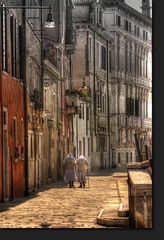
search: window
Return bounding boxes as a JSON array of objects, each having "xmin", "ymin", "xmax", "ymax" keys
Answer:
[
  {"xmin": 86, "ymin": 105, "xmax": 89, "ymax": 121},
  {"xmin": 13, "ymin": 117, "xmax": 18, "ymax": 160},
  {"xmin": 29, "ymin": 133, "xmax": 34, "ymax": 159},
  {"xmin": 85, "ymin": 44, "xmax": 89, "ymax": 75},
  {"xmin": 99, "ymin": 10, "xmax": 102, "ymax": 24},
  {"xmin": 15, "ymin": 20, "xmax": 21, "ymax": 79},
  {"xmin": 125, "ymin": 48, "xmax": 128, "ymax": 72},
  {"xmin": 96, "ymin": 42, "xmax": 100, "ymax": 67},
  {"xmin": 79, "ymin": 103, "xmax": 84, "ymax": 119},
  {"xmin": 129, "ymin": 22, "xmax": 131, "ymax": 33},
  {"xmin": 116, "ymin": 15, "xmax": 121, "ymax": 26},
  {"xmin": 104, "ymin": 94, "xmax": 107, "ymax": 115},
  {"xmin": 97, "ymin": 8, "xmax": 99, "ymax": 23},
  {"xmin": 83, "ymin": 138, "xmax": 85, "ymax": 156},
  {"xmin": 2, "ymin": 5, "xmax": 8, "ymax": 71},
  {"xmin": 19, "ymin": 25, "xmax": 23, "ymax": 79},
  {"xmin": 117, "ymin": 45, "xmax": 120, "ymax": 69},
  {"xmin": 79, "ymin": 141, "xmax": 82, "ymax": 155},
  {"xmin": 118, "ymin": 153, "xmax": 121, "ymax": 163},
  {"xmin": 126, "ymin": 152, "xmax": 128, "ymax": 163},
  {"xmin": 146, "ymin": 101, "xmax": 148, "ymax": 118},
  {"xmin": 134, "ymin": 25, "xmax": 137, "ymax": 35},
  {"xmin": 130, "ymin": 52, "xmax": 132, "ymax": 72},
  {"xmin": 96, "ymin": 136, "xmax": 100, "ymax": 152},
  {"xmin": 89, "ymin": 37, "xmax": 92, "ymax": 62},
  {"xmin": 130, "ymin": 152, "xmax": 133, "ymax": 162},
  {"xmin": 13, "ymin": 117, "xmax": 17, "ymax": 147},
  {"xmin": 102, "ymin": 136, "xmax": 107, "ymax": 152},
  {"xmin": 146, "ymin": 32, "xmax": 148, "ymax": 41},
  {"xmin": 88, "ymin": 138, "xmax": 90, "ymax": 156},
  {"xmin": 20, "ymin": 119, "xmax": 24, "ymax": 159},
  {"xmin": 126, "ymin": 97, "xmax": 130, "ymax": 115},
  {"xmin": 3, "ymin": 110, "xmax": 7, "ymax": 126},
  {"xmin": 125, "ymin": 20, "xmax": 128, "ymax": 31},
  {"xmin": 146, "ymin": 61, "xmax": 148, "ymax": 78},
  {"xmin": 143, "ymin": 30, "xmax": 145, "ymax": 40},
  {"xmin": 126, "ymin": 97, "xmax": 135, "ymax": 116},
  {"xmin": 135, "ymin": 99, "xmax": 139, "ymax": 117},
  {"xmin": 109, "ymin": 50, "xmax": 112, "ymax": 73},
  {"xmin": 91, "ymin": 136, "xmax": 93, "ymax": 152},
  {"xmin": 130, "ymin": 98, "xmax": 135, "ymax": 116},
  {"xmin": 140, "ymin": 57, "xmax": 142, "ymax": 76},
  {"xmin": 101, "ymin": 46, "xmax": 106, "ymax": 70},
  {"xmin": 10, "ymin": 16, "xmax": 17, "ymax": 77},
  {"xmin": 137, "ymin": 27, "xmax": 140, "ymax": 36}
]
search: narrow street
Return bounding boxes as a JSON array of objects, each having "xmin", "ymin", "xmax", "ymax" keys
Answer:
[{"xmin": 0, "ymin": 169, "xmax": 128, "ymax": 228}]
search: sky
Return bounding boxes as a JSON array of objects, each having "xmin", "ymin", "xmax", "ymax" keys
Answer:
[{"xmin": 125, "ymin": 0, "xmax": 152, "ymax": 17}]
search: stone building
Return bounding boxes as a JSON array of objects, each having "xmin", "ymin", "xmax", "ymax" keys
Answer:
[
  {"xmin": 103, "ymin": 0, "xmax": 152, "ymax": 167},
  {"xmin": 71, "ymin": 0, "xmax": 152, "ymax": 169},
  {"xmin": 42, "ymin": 60, "xmax": 60, "ymax": 184},
  {"xmin": 43, "ymin": 0, "xmax": 75, "ymax": 179},
  {"xmin": 71, "ymin": 0, "xmax": 113, "ymax": 169},
  {"xmin": 0, "ymin": 0, "xmax": 25, "ymax": 202},
  {"xmin": 25, "ymin": 0, "xmax": 44, "ymax": 192}
]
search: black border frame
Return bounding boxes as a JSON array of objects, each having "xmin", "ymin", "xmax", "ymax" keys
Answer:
[{"xmin": 0, "ymin": 0, "xmax": 163, "ymax": 239}]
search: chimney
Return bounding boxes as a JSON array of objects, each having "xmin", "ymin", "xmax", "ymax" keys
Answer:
[{"xmin": 141, "ymin": 0, "xmax": 151, "ymax": 18}]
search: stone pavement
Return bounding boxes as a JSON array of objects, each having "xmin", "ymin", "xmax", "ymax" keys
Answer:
[{"xmin": 0, "ymin": 169, "xmax": 128, "ymax": 228}]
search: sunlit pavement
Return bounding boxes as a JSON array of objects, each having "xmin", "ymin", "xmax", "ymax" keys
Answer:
[{"xmin": 0, "ymin": 169, "xmax": 128, "ymax": 228}]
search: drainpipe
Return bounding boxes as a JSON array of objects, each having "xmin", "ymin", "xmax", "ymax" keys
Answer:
[
  {"xmin": 23, "ymin": 0, "xmax": 29, "ymax": 196},
  {"xmin": 0, "ymin": 4, "xmax": 4, "ymax": 202}
]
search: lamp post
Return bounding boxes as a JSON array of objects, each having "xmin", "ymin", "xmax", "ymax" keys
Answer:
[{"xmin": 0, "ymin": 2, "xmax": 55, "ymax": 196}]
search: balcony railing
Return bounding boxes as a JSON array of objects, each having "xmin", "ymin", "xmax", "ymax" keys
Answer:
[
  {"xmin": 97, "ymin": 113, "xmax": 107, "ymax": 128},
  {"xmin": 141, "ymin": 118, "xmax": 152, "ymax": 129}
]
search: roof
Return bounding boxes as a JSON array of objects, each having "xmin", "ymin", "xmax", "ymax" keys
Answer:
[{"xmin": 104, "ymin": 0, "xmax": 152, "ymax": 25}]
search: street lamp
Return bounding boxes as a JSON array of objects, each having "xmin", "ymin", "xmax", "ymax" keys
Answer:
[{"xmin": 44, "ymin": 6, "xmax": 55, "ymax": 28}]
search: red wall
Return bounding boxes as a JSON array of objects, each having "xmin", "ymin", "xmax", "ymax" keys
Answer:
[{"xmin": 1, "ymin": 73, "xmax": 25, "ymax": 200}]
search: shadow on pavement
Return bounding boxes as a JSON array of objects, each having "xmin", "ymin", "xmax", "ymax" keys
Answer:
[{"xmin": 0, "ymin": 168, "xmax": 127, "ymax": 213}]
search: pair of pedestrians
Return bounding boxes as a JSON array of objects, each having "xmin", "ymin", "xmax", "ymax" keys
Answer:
[{"xmin": 63, "ymin": 153, "xmax": 89, "ymax": 188}]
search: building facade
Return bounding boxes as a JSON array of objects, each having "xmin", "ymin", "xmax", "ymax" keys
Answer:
[
  {"xmin": 42, "ymin": 60, "xmax": 60, "ymax": 184},
  {"xmin": 25, "ymin": 0, "xmax": 44, "ymax": 192},
  {"xmin": 43, "ymin": 0, "xmax": 75, "ymax": 179},
  {"xmin": 72, "ymin": 0, "xmax": 113, "ymax": 169},
  {"xmin": 0, "ymin": 0, "xmax": 25, "ymax": 202},
  {"xmin": 103, "ymin": 0, "xmax": 152, "ymax": 167}
]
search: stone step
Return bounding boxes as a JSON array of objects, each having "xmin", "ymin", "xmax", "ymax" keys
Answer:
[
  {"xmin": 97, "ymin": 209, "xmax": 130, "ymax": 228},
  {"xmin": 118, "ymin": 203, "xmax": 129, "ymax": 217}
]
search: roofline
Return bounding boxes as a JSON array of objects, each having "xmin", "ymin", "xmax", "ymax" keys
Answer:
[{"xmin": 105, "ymin": 2, "xmax": 152, "ymax": 26}]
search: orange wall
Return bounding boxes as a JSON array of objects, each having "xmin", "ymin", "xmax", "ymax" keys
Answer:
[{"xmin": 1, "ymin": 72, "xmax": 25, "ymax": 200}]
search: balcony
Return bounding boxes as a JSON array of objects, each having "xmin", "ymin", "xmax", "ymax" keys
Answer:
[
  {"xmin": 65, "ymin": 84, "xmax": 91, "ymax": 103},
  {"xmin": 141, "ymin": 118, "xmax": 152, "ymax": 129},
  {"xmin": 78, "ymin": 86, "xmax": 91, "ymax": 102},
  {"xmin": 66, "ymin": 106, "xmax": 81, "ymax": 115},
  {"xmin": 97, "ymin": 113, "xmax": 107, "ymax": 128},
  {"xmin": 127, "ymin": 116, "xmax": 139, "ymax": 129},
  {"xmin": 118, "ymin": 115, "xmax": 126, "ymax": 127}
]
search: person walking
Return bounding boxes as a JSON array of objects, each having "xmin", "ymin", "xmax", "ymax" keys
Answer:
[
  {"xmin": 76, "ymin": 155, "xmax": 89, "ymax": 188},
  {"xmin": 63, "ymin": 153, "xmax": 77, "ymax": 188}
]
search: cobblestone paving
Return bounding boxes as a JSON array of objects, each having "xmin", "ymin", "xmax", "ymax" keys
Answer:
[{"xmin": 0, "ymin": 170, "xmax": 127, "ymax": 228}]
